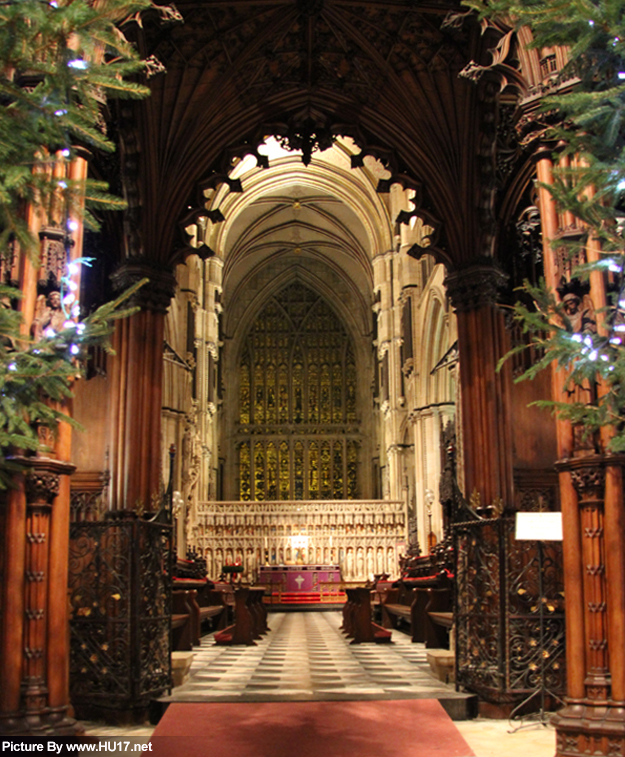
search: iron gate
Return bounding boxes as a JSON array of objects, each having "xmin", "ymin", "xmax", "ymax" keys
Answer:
[
  {"xmin": 68, "ymin": 512, "xmax": 172, "ymax": 718},
  {"xmin": 454, "ymin": 517, "xmax": 566, "ymax": 704}
]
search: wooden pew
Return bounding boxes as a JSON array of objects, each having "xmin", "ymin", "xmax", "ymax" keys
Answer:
[
  {"xmin": 343, "ymin": 587, "xmax": 391, "ymax": 644},
  {"xmin": 214, "ymin": 587, "xmax": 267, "ymax": 646},
  {"xmin": 171, "ymin": 590, "xmax": 193, "ymax": 651},
  {"xmin": 172, "ymin": 578, "xmax": 229, "ymax": 644},
  {"xmin": 427, "ymin": 610, "xmax": 454, "ymax": 649},
  {"xmin": 381, "ymin": 581, "xmax": 452, "ymax": 646}
]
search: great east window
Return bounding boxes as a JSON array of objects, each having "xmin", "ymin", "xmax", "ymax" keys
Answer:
[{"xmin": 237, "ymin": 282, "xmax": 360, "ymax": 500}]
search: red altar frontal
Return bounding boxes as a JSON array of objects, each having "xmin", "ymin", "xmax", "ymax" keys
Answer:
[{"xmin": 259, "ymin": 565, "xmax": 344, "ymax": 604}]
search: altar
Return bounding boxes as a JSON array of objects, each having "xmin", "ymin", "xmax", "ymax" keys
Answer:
[{"xmin": 259, "ymin": 564, "xmax": 343, "ymax": 604}]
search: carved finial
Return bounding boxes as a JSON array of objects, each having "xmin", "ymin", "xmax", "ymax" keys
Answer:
[
  {"xmin": 470, "ymin": 489, "xmax": 482, "ymax": 512},
  {"xmin": 491, "ymin": 497, "xmax": 504, "ymax": 518}
]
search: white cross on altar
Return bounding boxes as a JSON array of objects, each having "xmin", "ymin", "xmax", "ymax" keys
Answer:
[{"xmin": 295, "ymin": 575, "xmax": 305, "ymax": 589}]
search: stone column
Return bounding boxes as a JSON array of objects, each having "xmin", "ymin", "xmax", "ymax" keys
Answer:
[
  {"xmin": 444, "ymin": 262, "xmax": 514, "ymax": 509},
  {"xmin": 109, "ymin": 261, "xmax": 177, "ymax": 511}
]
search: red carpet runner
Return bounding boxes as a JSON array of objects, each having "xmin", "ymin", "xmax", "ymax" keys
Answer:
[{"xmin": 149, "ymin": 700, "xmax": 475, "ymax": 757}]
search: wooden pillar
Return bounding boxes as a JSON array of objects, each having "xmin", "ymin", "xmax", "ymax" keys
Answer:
[
  {"xmin": 534, "ymin": 147, "xmax": 625, "ymax": 755},
  {"xmin": 0, "ymin": 456, "xmax": 76, "ymax": 737},
  {"xmin": 109, "ymin": 262, "xmax": 176, "ymax": 511},
  {"xmin": 444, "ymin": 263, "xmax": 514, "ymax": 509},
  {"xmin": 0, "ymin": 149, "xmax": 87, "ymax": 737}
]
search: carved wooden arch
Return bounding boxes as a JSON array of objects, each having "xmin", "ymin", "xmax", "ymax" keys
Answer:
[
  {"xmin": 173, "ymin": 123, "xmax": 443, "ymax": 267},
  {"xmin": 125, "ymin": 0, "xmax": 496, "ymax": 270}
]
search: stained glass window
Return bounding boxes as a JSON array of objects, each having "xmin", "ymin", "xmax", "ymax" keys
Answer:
[
  {"xmin": 239, "ymin": 442, "xmax": 251, "ymax": 501},
  {"xmin": 237, "ymin": 282, "xmax": 360, "ymax": 500}
]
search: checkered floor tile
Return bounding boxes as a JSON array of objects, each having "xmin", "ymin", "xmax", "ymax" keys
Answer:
[{"xmin": 161, "ymin": 611, "xmax": 468, "ymax": 704}]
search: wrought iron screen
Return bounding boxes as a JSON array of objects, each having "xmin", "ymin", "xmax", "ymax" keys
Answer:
[
  {"xmin": 68, "ymin": 513, "xmax": 172, "ymax": 715},
  {"xmin": 454, "ymin": 517, "xmax": 566, "ymax": 704}
]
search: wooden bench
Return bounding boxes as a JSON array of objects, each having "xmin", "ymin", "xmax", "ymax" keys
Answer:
[
  {"xmin": 428, "ymin": 610, "xmax": 454, "ymax": 649},
  {"xmin": 172, "ymin": 578, "xmax": 229, "ymax": 644},
  {"xmin": 342, "ymin": 587, "xmax": 391, "ymax": 644},
  {"xmin": 381, "ymin": 582, "xmax": 452, "ymax": 646},
  {"xmin": 171, "ymin": 590, "xmax": 193, "ymax": 651},
  {"xmin": 214, "ymin": 586, "xmax": 268, "ymax": 646}
]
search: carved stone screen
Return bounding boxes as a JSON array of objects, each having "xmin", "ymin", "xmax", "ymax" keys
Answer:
[
  {"xmin": 237, "ymin": 283, "xmax": 360, "ymax": 501},
  {"xmin": 194, "ymin": 500, "xmax": 407, "ymax": 582}
]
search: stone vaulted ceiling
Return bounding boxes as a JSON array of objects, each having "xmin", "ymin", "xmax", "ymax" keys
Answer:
[{"xmin": 125, "ymin": 0, "xmax": 490, "ymax": 269}]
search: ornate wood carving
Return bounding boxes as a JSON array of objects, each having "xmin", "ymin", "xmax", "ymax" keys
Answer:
[
  {"xmin": 445, "ymin": 262, "xmax": 508, "ymax": 312},
  {"xmin": 110, "ymin": 260, "xmax": 176, "ymax": 314},
  {"xmin": 562, "ymin": 459, "xmax": 610, "ymax": 702},
  {"xmin": 37, "ymin": 227, "xmax": 68, "ymax": 293},
  {"xmin": 1, "ymin": 456, "xmax": 76, "ymax": 737},
  {"xmin": 70, "ymin": 470, "xmax": 110, "ymax": 522}
]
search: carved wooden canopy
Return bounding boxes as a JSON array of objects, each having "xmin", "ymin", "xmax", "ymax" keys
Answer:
[{"xmin": 116, "ymin": 0, "xmax": 507, "ymax": 271}]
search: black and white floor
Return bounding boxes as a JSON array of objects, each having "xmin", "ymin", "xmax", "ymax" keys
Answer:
[
  {"xmin": 160, "ymin": 611, "xmax": 471, "ymax": 709},
  {"xmin": 83, "ymin": 610, "xmax": 556, "ymax": 757}
]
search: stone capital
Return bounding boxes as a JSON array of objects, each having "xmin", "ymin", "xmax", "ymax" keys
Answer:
[
  {"xmin": 111, "ymin": 260, "xmax": 177, "ymax": 314},
  {"xmin": 444, "ymin": 262, "xmax": 508, "ymax": 312}
]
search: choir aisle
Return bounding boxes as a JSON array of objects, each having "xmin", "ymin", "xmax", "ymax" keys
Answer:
[
  {"xmin": 83, "ymin": 611, "xmax": 556, "ymax": 757},
  {"xmin": 158, "ymin": 611, "xmax": 472, "ymax": 709}
]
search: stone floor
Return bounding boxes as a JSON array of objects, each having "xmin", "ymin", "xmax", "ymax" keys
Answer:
[
  {"xmin": 159, "ymin": 611, "xmax": 473, "ymax": 707},
  {"xmin": 82, "ymin": 610, "xmax": 557, "ymax": 757}
]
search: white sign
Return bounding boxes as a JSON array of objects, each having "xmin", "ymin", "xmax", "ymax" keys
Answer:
[
  {"xmin": 291, "ymin": 535, "xmax": 309, "ymax": 549},
  {"xmin": 515, "ymin": 512, "xmax": 563, "ymax": 541}
]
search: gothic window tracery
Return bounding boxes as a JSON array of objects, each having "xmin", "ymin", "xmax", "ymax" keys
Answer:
[{"xmin": 237, "ymin": 282, "xmax": 359, "ymax": 500}]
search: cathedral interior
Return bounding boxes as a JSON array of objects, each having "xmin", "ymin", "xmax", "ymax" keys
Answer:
[{"xmin": 1, "ymin": 3, "xmax": 624, "ymax": 756}]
